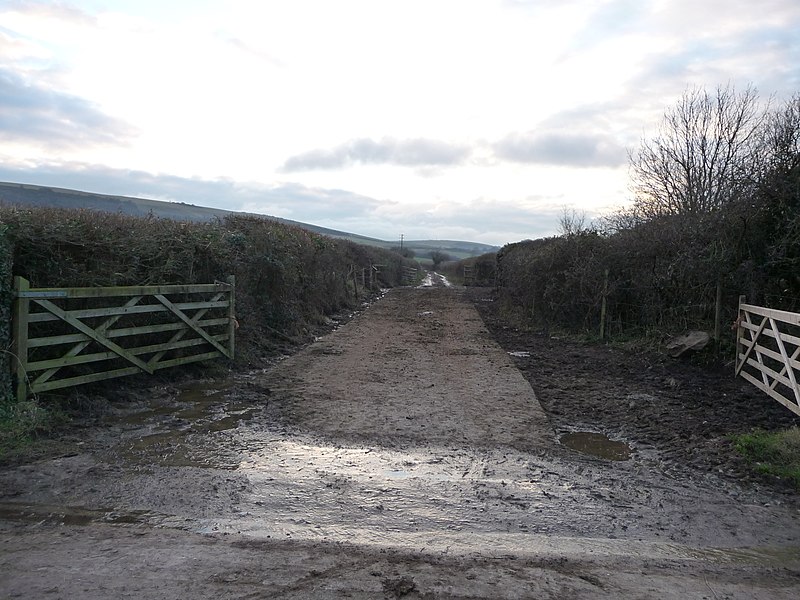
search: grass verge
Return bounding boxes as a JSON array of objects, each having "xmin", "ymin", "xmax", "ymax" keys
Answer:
[{"xmin": 732, "ymin": 427, "xmax": 800, "ymax": 489}]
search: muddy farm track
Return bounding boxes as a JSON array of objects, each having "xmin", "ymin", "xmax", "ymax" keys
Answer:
[{"xmin": 1, "ymin": 281, "xmax": 799, "ymax": 599}]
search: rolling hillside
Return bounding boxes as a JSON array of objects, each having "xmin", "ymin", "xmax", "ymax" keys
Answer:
[{"xmin": 0, "ymin": 181, "xmax": 499, "ymax": 259}]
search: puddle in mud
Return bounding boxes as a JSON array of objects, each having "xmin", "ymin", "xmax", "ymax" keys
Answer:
[
  {"xmin": 111, "ymin": 378, "xmax": 263, "ymax": 469},
  {"xmin": 559, "ymin": 431, "xmax": 632, "ymax": 461},
  {"xmin": 114, "ymin": 381, "xmax": 234, "ymax": 427},
  {"xmin": 118, "ymin": 429, "xmax": 242, "ymax": 469},
  {"xmin": 383, "ymin": 469, "xmax": 410, "ymax": 479},
  {"xmin": 0, "ymin": 502, "xmax": 160, "ymax": 527}
]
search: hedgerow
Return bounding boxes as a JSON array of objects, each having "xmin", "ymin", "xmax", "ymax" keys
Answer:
[
  {"xmin": 492, "ymin": 91, "xmax": 799, "ymax": 345},
  {"xmin": 0, "ymin": 205, "xmax": 414, "ymax": 372}
]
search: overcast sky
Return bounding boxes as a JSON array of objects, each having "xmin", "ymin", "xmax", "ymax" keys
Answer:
[{"xmin": 1, "ymin": 0, "xmax": 798, "ymax": 245}]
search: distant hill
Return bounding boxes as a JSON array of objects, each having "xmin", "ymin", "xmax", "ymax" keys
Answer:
[{"xmin": 0, "ymin": 181, "xmax": 499, "ymax": 259}]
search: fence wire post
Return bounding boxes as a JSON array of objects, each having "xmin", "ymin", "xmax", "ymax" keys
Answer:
[
  {"xmin": 351, "ymin": 265, "xmax": 359, "ymax": 299},
  {"xmin": 227, "ymin": 275, "xmax": 236, "ymax": 360},
  {"xmin": 714, "ymin": 279, "xmax": 723, "ymax": 355},
  {"xmin": 12, "ymin": 276, "xmax": 30, "ymax": 402},
  {"xmin": 600, "ymin": 268, "xmax": 609, "ymax": 340}
]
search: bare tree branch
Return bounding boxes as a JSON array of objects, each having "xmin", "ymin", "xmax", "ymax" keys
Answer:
[{"xmin": 630, "ymin": 84, "xmax": 766, "ymax": 218}]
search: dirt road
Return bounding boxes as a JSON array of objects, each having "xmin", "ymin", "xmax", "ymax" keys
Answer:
[{"xmin": 1, "ymin": 280, "xmax": 799, "ymax": 598}]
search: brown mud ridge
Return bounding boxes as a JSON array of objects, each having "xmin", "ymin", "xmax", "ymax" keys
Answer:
[{"xmin": 2, "ymin": 279, "xmax": 799, "ymax": 599}]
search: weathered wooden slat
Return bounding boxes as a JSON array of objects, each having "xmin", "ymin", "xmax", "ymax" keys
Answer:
[
  {"xmin": 772, "ymin": 317, "xmax": 800, "ymax": 406},
  {"xmin": 27, "ymin": 333, "xmax": 230, "ymax": 372},
  {"xmin": 16, "ymin": 290, "xmax": 68, "ymax": 298},
  {"xmin": 739, "ymin": 354, "xmax": 797, "ymax": 390},
  {"xmin": 32, "ymin": 350, "xmax": 226, "ymax": 392},
  {"xmin": 34, "ymin": 296, "xmax": 143, "ymax": 387},
  {"xmin": 151, "ymin": 351, "xmax": 223, "ymax": 371},
  {"xmin": 154, "ymin": 294, "xmax": 232, "ymax": 359},
  {"xmin": 33, "ymin": 299, "xmax": 154, "ymax": 375},
  {"xmin": 737, "ymin": 299, "xmax": 800, "ymax": 416},
  {"xmin": 27, "ymin": 300, "xmax": 229, "ymax": 323},
  {"xmin": 30, "ymin": 366, "xmax": 146, "ymax": 393},
  {"xmin": 12, "ymin": 277, "xmax": 235, "ymax": 398},
  {"xmin": 20, "ymin": 282, "xmax": 232, "ymax": 299},
  {"xmin": 738, "ymin": 321, "xmax": 800, "ymax": 347},
  {"xmin": 739, "ymin": 334, "xmax": 800, "ymax": 370},
  {"xmin": 737, "ymin": 340, "xmax": 800, "ymax": 373},
  {"xmin": 739, "ymin": 370, "xmax": 800, "ymax": 417},
  {"xmin": 28, "ymin": 302, "xmax": 166, "ymax": 323},
  {"xmin": 735, "ymin": 314, "xmax": 768, "ymax": 377},
  {"xmin": 27, "ymin": 318, "xmax": 230, "ymax": 348},
  {"xmin": 740, "ymin": 304, "xmax": 800, "ymax": 326},
  {"xmin": 147, "ymin": 292, "xmax": 225, "ymax": 367}
]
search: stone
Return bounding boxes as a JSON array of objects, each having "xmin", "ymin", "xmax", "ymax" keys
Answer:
[{"xmin": 665, "ymin": 330, "xmax": 711, "ymax": 357}]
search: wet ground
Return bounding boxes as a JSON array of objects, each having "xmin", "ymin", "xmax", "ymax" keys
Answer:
[{"xmin": 1, "ymin": 280, "xmax": 799, "ymax": 598}]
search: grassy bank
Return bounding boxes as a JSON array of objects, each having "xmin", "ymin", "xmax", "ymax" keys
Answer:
[{"xmin": 733, "ymin": 427, "xmax": 800, "ymax": 489}]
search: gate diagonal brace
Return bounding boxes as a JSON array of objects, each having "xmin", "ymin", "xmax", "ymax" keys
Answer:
[
  {"xmin": 147, "ymin": 292, "xmax": 224, "ymax": 368},
  {"xmin": 770, "ymin": 317, "xmax": 800, "ymax": 406},
  {"xmin": 736, "ymin": 314, "xmax": 768, "ymax": 378},
  {"xmin": 34, "ymin": 296, "xmax": 143, "ymax": 386},
  {"xmin": 33, "ymin": 299, "xmax": 154, "ymax": 375},
  {"xmin": 153, "ymin": 294, "xmax": 231, "ymax": 359}
]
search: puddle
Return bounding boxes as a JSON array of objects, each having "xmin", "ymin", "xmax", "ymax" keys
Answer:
[
  {"xmin": 114, "ymin": 381, "xmax": 234, "ymax": 428},
  {"xmin": 559, "ymin": 432, "xmax": 632, "ymax": 461},
  {"xmin": 0, "ymin": 502, "xmax": 160, "ymax": 527},
  {"xmin": 110, "ymin": 378, "xmax": 261, "ymax": 469},
  {"xmin": 383, "ymin": 469, "xmax": 411, "ymax": 479}
]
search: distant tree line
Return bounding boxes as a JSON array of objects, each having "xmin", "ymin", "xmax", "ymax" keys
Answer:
[{"xmin": 493, "ymin": 84, "xmax": 799, "ymax": 343}]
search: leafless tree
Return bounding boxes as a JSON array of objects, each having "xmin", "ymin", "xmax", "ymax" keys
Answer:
[
  {"xmin": 630, "ymin": 84, "xmax": 766, "ymax": 218},
  {"xmin": 760, "ymin": 93, "xmax": 800, "ymax": 186},
  {"xmin": 558, "ymin": 207, "xmax": 588, "ymax": 236}
]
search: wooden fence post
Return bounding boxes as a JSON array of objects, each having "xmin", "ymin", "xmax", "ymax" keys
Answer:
[
  {"xmin": 713, "ymin": 279, "xmax": 723, "ymax": 355},
  {"xmin": 12, "ymin": 276, "xmax": 30, "ymax": 402},
  {"xmin": 226, "ymin": 275, "xmax": 236, "ymax": 360},
  {"xmin": 600, "ymin": 268, "xmax": 609, "ymax": 340},
  {"xmin": 351, "ymin": 266, "xmax": 359, "ymax": 299}
]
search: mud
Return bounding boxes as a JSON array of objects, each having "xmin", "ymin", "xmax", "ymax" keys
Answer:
[{"xmin": 1, "ymin": 279, "xmax": 800, "ymax": 599}]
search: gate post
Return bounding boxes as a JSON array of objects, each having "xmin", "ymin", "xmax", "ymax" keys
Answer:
[
  {"xmin": 12, "ymin": 277, "xmax": 30, "ymax": 402},
  {"xmin": 735, "ymin": 295, "xmax": 746, "ymax": 376}
]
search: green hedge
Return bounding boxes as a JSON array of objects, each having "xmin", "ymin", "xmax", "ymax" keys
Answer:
[
  {"xmin": 495, "ymin": 199, "xmax": 799, "ymax": 340},
  {"xmin": 0, "ymin": 224, "xmax": 12, "ymax": 402},
  {"xmin": 0, "ymin": 205, "xmax": 414, "ymax": 377}
]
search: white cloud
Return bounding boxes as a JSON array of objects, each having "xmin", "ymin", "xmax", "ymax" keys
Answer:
[
  {"xmin": 0, "ymin": 67, "xmax": 137, "ymax": 149},
  {"xmin": 0, "ymin": 0, "xmax": 797, "ymax": 245},
  {"xmin": 494, "ymin": 131, "xmax": 626, "ymax": 168},
  {"xmin": 282, "ymin": 138, "xmax": 472, "ymax": 171}
]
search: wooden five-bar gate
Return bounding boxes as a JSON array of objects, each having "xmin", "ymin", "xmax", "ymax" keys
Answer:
[
  {"xmin": 11, "ymin": 276, "xmax": 235, "ymax": 401},
  {"xmin": 736, "ymin": 296, "xmax": 800, "ymax": 416}
]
